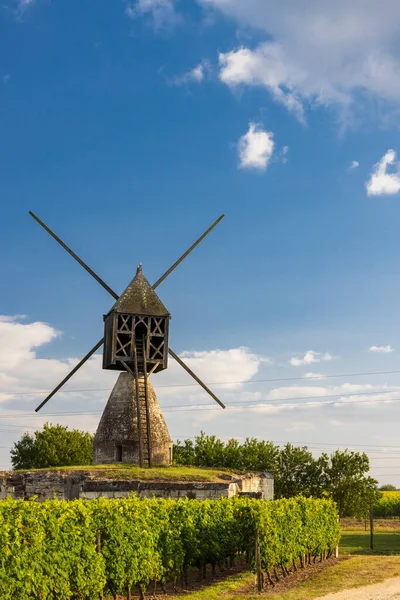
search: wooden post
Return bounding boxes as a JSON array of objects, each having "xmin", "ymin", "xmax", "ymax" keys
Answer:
[
  {"xmin": 370, "ymin": 503, "xmax": 374, "ymax": 551},
  {"xmin": 255, "ymin": 529, "xmax": 263, "ymax": 592},
  {"xmin": 97, "ymin": 530, "xmax": 103, "ymax": 600},
  {"xmin": 335, "ymin": 516, "xmax": 339, "ymax": 558}
]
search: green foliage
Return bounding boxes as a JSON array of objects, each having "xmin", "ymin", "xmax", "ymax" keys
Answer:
[
  {"xmin": 324, "ymin": 449, "xmax": 379, "ymax": 518},
  {"xmin": 275, "ymin": 444, "xmax": 327, "ymax": 499},
  {"xmin": 0, "ymin": 496, "xmax": 339, "ymax": 598},
  {"xmin": 10, "ymin": 423, "xmax": 94, "ymax": 470},
  {"xmin": 373, "ymin": 491, "xmax": 400, "ymax": 517},
  {"xmin": 379, "ymin": 484, "xmax": 397, "ymax": 491},
  {"xmin": 174, "ymin": 434, "xmax": 379, "ymax": 518},
  {"xmin": 173, "ymin": 432, "xmax": 279, "ymax": 473}
]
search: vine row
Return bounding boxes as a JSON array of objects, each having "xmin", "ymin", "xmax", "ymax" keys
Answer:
[{"xmin": 0, "ymin": 495, "xmax": 340, "ymax": 599}]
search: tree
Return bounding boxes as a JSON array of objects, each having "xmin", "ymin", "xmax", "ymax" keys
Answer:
[
  {"xmin": 324, "ymin": 449, "xmax": 379, "ymax": 518},
  {"xmin": 274, "ymin": 444, "xmax": 327, "ymax": 499},
  {"xmin": 192, "ymin": 432, "xmax": 226, "ymax": 467},
  {"xmin": 11, "ymin": 423, "xmax": 94, "ymax": 470},
  {"xmin": 173, "ymin": 439, "xmax": 195, "ymax": 466},
  {"xmin": 379, "ymin": 484, "xmax": 397, "ymax": 491}
]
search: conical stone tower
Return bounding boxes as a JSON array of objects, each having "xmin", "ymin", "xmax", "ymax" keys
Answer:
[{"xmin": 93, "ymin": 372, "xmax": 173, "ymax": 465}]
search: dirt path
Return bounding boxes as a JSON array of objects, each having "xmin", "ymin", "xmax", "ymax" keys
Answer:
[{"xmin": 315, "ymin": 576, "xmax": 400, "ymax": 600}]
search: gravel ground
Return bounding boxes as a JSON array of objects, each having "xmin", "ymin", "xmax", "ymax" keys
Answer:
[{"xmin": 316, "ymin": 577, "xmax": 400, "ymax": 600}]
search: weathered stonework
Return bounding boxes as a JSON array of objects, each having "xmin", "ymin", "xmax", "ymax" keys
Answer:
[
  {"xmin": 0, "ymin": 470, "xmax": 274, "ymax": 502},
  {"xmin": 93, "ymin": 373, "xmax": 172, "ymax": 466}
]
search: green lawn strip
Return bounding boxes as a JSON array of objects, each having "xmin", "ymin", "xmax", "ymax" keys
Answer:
[
  {"xmin": 16, "ymin": 464, "xmax": 244, "ymax": 482},
  {"xmin": 340, "ymin": 531, "xmax": 400, "ymax": 555},
  {"xmin": 173, "ymin": 571, "xmax": 254, "ymax": 600}
]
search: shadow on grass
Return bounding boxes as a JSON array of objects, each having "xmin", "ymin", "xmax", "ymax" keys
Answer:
[{"xmin": 341, "ymin": 531, "xmax": 400, "ymax": 555}]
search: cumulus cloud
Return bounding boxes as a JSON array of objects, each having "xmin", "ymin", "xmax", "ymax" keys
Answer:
[
  {"xmin": 366, "ymin": 150, "xmax": 400, "ymax": 196},
  {"xmin": 219, "ymin": 45, "xmax": 306, "ymax": 123},
  {"xmin": 349, "ymin": 160, "xmax": 359, "ymax": 170},
  {"xmin": 198, "ymin": 0, "xmax": 400, "ymax": 124},
  {"xmin": 0, "ymin": 315, "xmax": 118, "ymax": 404},
  {"xmin": 173, "ymin": 63, "xmax": 205, "ymax": 85},
  {"xmin": 238, "ymin": 123, "xmax": 275, "ymax": 170},
  {"xmin": 290, "ymin": 350, "xmax": 334, "ymax": 367},
  {"xmin": 0, "ymin": 315, "xmax": 267, "ymax": 408},
  {"xmin": 126, "ymin": 0, "xmax": 181, "ymax": 29},
  {"xmin": 0, "ymin": 316, "xmax": 59, "ymax": 371},
  {"xmin": 157, "ymin": 346, "xmax": 270, "ymax": 395},
  {"xmin": 369, "ymin": 345, "xmax": 394, "ymax": 353}
]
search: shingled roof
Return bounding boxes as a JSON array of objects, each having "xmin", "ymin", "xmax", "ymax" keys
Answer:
[{"xmin": 109, "ymin": 264, "xmax": 170, "ymax": 317}]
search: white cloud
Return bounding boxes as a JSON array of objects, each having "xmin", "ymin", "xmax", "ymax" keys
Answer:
[
  {"xmin": 303, "ymin": 372, "xmax": 326, "ymax": 379},
  {"xmin": 198, "ymin": 0, "xmax": 400, "ymax": 124},
  {"xmin": 238, "ymin": 123, "xmax": 275, "ymax": 170},
  {"xmin": 173, "ymin": 63, "xmax": 205, "ymax": 85},
  {"xmin": 18, "ymin": 0, "xmax": 35, "ymax": 7},
  {"xmin": 369, "ymin": 345, "xmax": 394, "ymax": 353},
  {"xmin": 159, "ymin": 346, "xmax": 269, "ymax": 393},
  {"xmin": 126, "ymin": 0, "xmax": 181, "ymax": 29},
  {"xmin": 16, "ymin": 0, "xmax": 36, "ymax": 16},
  {"xmin": 290, "ymin": 350, "xmax": 334, "ymax": 367},
  {"xmin": 281, "ymin": 145, "xmax": 289, "ymax": 164},
  {"xmin": 219, "ymin": 46, "xmax": 306, "ymax": 123},
  {"xmin": 0, "ymin": 316, "xmax": 59, "ymax": 371},
  {"xmin": 366, "ymin": 150, "xmax": 400, "ymax": 196},
  {"xmin": 349, "ymin": 160, "xmax": 359, "ymax": 169},
  {"xmin": 0, "ymin": 314, "xmax": 267, "ymax": 408}
]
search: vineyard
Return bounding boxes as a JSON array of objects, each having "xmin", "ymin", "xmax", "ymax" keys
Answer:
[{"xmin": 0, "ymin": 495, "xmax": 339, "ymax": 599}]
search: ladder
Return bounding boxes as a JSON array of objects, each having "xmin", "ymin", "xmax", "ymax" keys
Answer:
[{"xmin": 132, "ymin": 337, "xmax": 152, "ymax": 468}]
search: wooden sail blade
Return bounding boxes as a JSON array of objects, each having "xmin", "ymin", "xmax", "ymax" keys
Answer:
[
  {"xmin": 168, "ymin": 348, "xmax": 226, "ymax": 409},
  {"xmin": 35, "ymin": 338, "xmax": 104, "ymax": 412},
  {"xmin": 152, "ymin": 214, "xmax": 225, "ymax": 290},
  {"xmin": 29, "ymin": 211, "xmax": 119, "ymax": 300}
]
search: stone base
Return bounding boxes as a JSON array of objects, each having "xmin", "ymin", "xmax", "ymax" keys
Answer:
[
  {"xmin": 93, "ymin": 373, "xmax": 172, "ymax": 466},
  {"xmin": 0, "ymin": 470, "xmax": 274, "ymax": 502}
]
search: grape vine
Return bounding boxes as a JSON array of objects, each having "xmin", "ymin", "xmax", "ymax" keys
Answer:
[{"xmin": 0, "ymin": 495, "xmax": 339, "ymax": 599}]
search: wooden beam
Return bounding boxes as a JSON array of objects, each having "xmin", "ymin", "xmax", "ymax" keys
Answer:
[
  {"xmin": 152, "ymin": 214, "xmax": 225, "ymax": 290},
  {"xmin": 168, "ymin": 348, "xmax": 226, "ymax": 409},
  {"xmin": 35, "ymin": 338, "xmax": 104, "ymax": 412}
]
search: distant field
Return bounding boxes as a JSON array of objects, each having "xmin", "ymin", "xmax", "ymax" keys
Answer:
[{"xmin": 374, "ymin": 491, "xmax": 400, "ymax": 518}]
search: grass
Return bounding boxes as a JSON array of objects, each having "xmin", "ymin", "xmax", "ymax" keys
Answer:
[
  {"xmin": 174, "ymin": 528, "xmax": 400, "ymax": 600},
  {"xmin": 21, "ymin": 464, "xmax": 244, "ymax": 482},
  {"xmin": 341, "ymin": 531, "xmax": 400, "ymax": 555}
]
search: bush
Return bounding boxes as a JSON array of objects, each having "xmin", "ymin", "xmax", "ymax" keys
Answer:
[{"xmin": 11, "ymin": 423, "xmax": 94, "ymax": 470}]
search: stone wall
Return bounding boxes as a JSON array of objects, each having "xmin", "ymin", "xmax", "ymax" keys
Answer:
[{"xmin": 0, "ymin": 470, "xmax": 274, "ymax": 502}]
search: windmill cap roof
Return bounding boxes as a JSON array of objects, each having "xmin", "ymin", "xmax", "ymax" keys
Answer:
[{"xmin": 107, "ymin": 264, "xmax": 170, "ymax": 317}]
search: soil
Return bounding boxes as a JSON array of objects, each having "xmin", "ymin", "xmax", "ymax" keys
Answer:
[{"xmin": 115, "ymin": 556, "xmax": 342, "ymax": 599}]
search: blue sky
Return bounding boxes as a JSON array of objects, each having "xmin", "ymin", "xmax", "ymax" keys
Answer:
[{"xmin": 2, "ymin": 0, "xmax": 400, "ymax": 483}]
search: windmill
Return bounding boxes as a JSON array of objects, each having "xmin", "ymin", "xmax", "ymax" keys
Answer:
[{"xmin": 29, "ymin": 212, "xmax": 226, "ymax": 467}]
